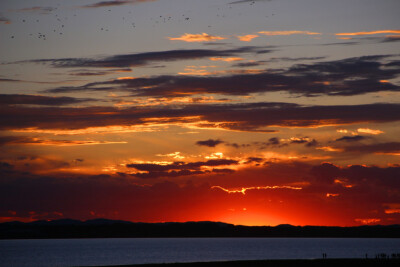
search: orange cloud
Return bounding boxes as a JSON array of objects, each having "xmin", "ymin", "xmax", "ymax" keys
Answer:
[
  {"xmin": 335, "ymin": 30, "xmax": 400, "ymax": 36},
  {"xmin": 211, "ymin": 185, "xmax": 302, "ymax": 195},
  {"xmin": 326, "ymin": 193, "xmax": 339, "ymax": 197},
  {"xmin": 117, "ymin": 77, "xmax": 137, "ymax": 80},
  {"xmin": 385, "ymin": 35, "xmax": 400, "ymax": 39},
  {"xmin": 384, "ymin": 204, "xmax": 400, "ymax": 214},
  {"xmin": 354, "ymin": 218, "xmax": 381, "ymax": 225},
  {"xmin": 168, "ymin": 33, "xmax": 227, "ymax": 42},
  {"xmin": 385, "ymin": 209, "xmax": 400, "ymax": 214},
  {"xmin": 236, "ymin": 34, "xmax": 259, "ymax": 42},
  {"xmin": 209, "ymin": 57, "xmax": 243, "ymax": 62},
  {"xmin": 357, "ymin": 128, "xmax": 384, "ymax": 135},
  {"xmin": 1, "ymin": 137, "xmax": 127, "ymax": 146},
  {"xmin": 258, "ymin": 30, "xmax": 321, "ymax": 36},
  {"xmin": 317, "ymin": 146, "xmax": 343, "ymax": 152}
]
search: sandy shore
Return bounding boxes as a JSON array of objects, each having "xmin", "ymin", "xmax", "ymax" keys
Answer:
[{"xmin": 90, "ymin": 258, "xmax": 400, "ymax": 267}]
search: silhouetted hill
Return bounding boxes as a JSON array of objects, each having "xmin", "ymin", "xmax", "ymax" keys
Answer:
[{"xmin": 1, "ymin": 219, "xmax": 399, "ymax": 239}]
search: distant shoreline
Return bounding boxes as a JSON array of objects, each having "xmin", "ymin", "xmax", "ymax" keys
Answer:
[
  {"xmin": 2, "ymin": 219, "xmax": 400, "ymax": 239},
  {"xmin": 86, "ymin": 258, "xmax": 400, "ymax": 267}
]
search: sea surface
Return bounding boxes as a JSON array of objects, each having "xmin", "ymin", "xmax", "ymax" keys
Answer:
[{"xmin": 1, "ymin": 237, "xmax": 400, "ymax": 267}]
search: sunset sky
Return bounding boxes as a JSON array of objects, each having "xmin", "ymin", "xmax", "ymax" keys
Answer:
[{"xmin": 1, "ymin": 0, "xmax": 400, "ymax": 226}]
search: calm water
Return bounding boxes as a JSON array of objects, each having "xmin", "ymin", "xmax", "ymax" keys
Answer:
[{"xmin": 1, "ymin": 238, "xmax": 400, "ymax": 267}]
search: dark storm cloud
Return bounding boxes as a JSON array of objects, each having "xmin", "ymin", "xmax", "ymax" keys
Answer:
[
  {"xmin": 46, "ymin": 55, "xmax": 400, "ymax": 97},
  {"xmin": 335, "ymin": 135, "xmax": 367, "ymax": 142},
  {"xmin": 1, "ymin": 102, "xmax": 400, "ymax": 132},
  {"xmin": 0, "ymin": 94, "xmax": 95, "ymax": 106},
  {"xmin": 27, "ymin": 47, "xmax": 263, "ymax": 69},
  {"xmin": 196, "ymin": 139, "xmax": 224, "ymax": 147}
]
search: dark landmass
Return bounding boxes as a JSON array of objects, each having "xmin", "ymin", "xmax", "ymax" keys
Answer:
[
  {"xmin": 1, "ymin": 219, "xmax": 400, "ymax": 239},
  {"xmin": 89, "ymin": 259, "xmax": 400, "ymax": 267}
]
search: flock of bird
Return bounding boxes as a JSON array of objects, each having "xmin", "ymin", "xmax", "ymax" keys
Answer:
[{"xmin": 8, "ymin": 1, "xmax": 273, "ymax": 40}]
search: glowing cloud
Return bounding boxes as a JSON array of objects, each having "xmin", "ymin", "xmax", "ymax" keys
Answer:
[
  {"xmin": 317, "ymin": 146, "xmax": 343, "ymax": 152},
  {"xmin": 326, "ymin": 193, "xmax": 339, "ymax": 197},
  {"xmin": 168, "ymin": 33, "xmax": 227, "ymax": 42},
  {"xmin": 354, "ymin": 218, "xmax": 381, "ymax": 225},
  {"xmin": 357, "ymin": 128, "xmax": 384, "ymax": 135},
  {"xmin": 212, "ymin": 185, "xmax": 302, "ymax": 195},
  {"xmin": 384, "ymin": 204, "xmax": 400, "ymax": 214},
  {"xmin": 0, "ymin": 136, "xmax": 127, "ymax": 146},
  {"xmin": 335, "ymin": 30, "xmax": 400, "ymax": 36},
  {"xmin": 236, "ymin": 34, "xmax": 259, "ymax": 42},
  {"xmin": 209, "ymin": 57, "xmax": 244, "ymax": 62},
  {"xmin": 258, "ymin": 31, "xmax": 321, "ymax": 36}
]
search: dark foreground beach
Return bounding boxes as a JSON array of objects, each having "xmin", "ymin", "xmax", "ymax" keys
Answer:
[{"xmin": 92, "ymin": 258, "xmax": 400, "ymax": 267}]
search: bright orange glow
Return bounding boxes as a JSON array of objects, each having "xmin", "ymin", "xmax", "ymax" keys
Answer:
[
  {"xmin": 385, "ymin": 209, "xmax": 400, "ymax": 214},
  {"xmin": 326, "ymin": 193, "xmax": 339, "ymax": 197},
  {"xmin": 317, "ymin": 146, "xmax": 343, "ymax": 152},
  {"xmin": 335, "ymin": 30, "xmax": 400, "ymax": 36},
  {"xmin": 5, "ymin": 138, "xmax": 127, "ymax": 146},
  {"xmin": 117, "ymin": 76, "xmax": 136, "ymax": 80},
  {"xmin": 354, "ymin": 218, "xmax": 381, "ymax": 224},
  {"xmin": 211, "ymin": 185, "xmax": 303, "ymax": 195},
  {"xmin": 236, "ymin": 34, "xmax": 259, "ymax": 42},
  {"xmin": 209, "ymin": 57, "xmax": 244, "ymax": 62},
  {"xmin": 168, "ymin": 33, "xmax": 227, "ymax": 42},
  {"xmin": 357, "ymin": 128, "xmax": 384, "ymax": 135}
]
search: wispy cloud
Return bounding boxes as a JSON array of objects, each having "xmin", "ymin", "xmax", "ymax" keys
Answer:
[
  {"xmin": 2, "ymin": 102, "xmax": 400, "ymax": 133},
  {"xmin": 12, "ymin": 6, "xmax": 56, "ymax": 14},
  {"xmin": 0, "ymin": 94, "xmax": 95, "ymax": 106},
  {"xmin": 126, "ymin": 159, "xmax": 238, "ymax": 178},
  {"xmin": 0, "ymin": 136, "xmax": 126, "ymax": 146},
  {"xmin": 259, "ymin": 30, "xmax": 321, "ymax": 36},
  {"xmin": 209, "ymin": 57, "xmax": 243, "ymax": 62},
  {"xmin": 81, "ymin": 0, "xmax": 158, "ymax": 8},
  {"xmin": 236, "ymin": 34, "xmax": 259, "ymax": 42},
  {"xmin": 229, "ymin": 0, "xmax": 272, "ymax": 4},
  {"xmin": 212, "ymin": 185, "xmax": 302, "ymax": 194},
  {"xmin": 44, "ymin": 55, "xmax": 400, "ymax": 97},
  {"xmin": 357, "ymin": 128, "xmax": 384, "ymax": 135},
  {"xmin": 0, "ymin": 16, "xmax": 11, "ymax": 24},
  {"xmin": 335, "ymin": 30, "xmax": 400, "ymax": 36},
  {"xmin": 24, "ymin": 48, "xmax": 258, "ymax": 69},
  {"xmin": 168, "ymin": 33, "xmax": 227, "ymax": 42}
]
